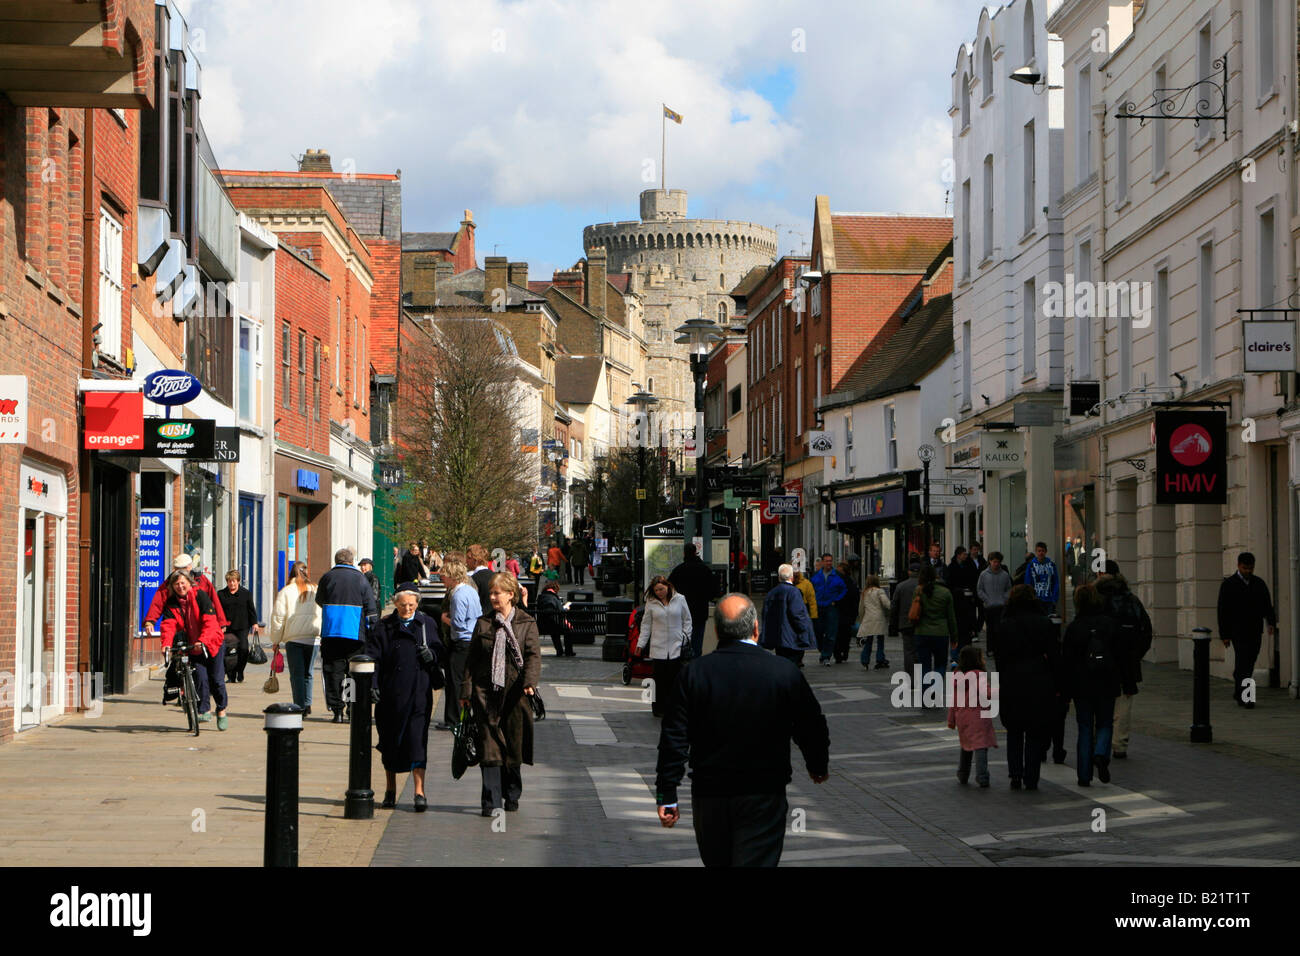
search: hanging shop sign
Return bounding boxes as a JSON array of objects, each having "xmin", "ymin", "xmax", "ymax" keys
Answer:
[
  {"xmin": 806, "ymin": 429, "xmax": 838, "ymax": 456},
  {"xmin": 142, "ymin": 369, "xmax": 202, "ymax": 406},
  {"xmin": 1155, "ymin": 409, "xmax": 1227, "ymax": 504},
  {"xmin": 1243, "ymin": 321, "xmax": 1296, "ymax": 373},
  {"xmin": 0, "ymin": 374, "xmax": 28, "ymax": 443},
  {"xmin": 980, "ymin": 432, "xmax": 1025, "ymax": 471},
  {"xmin": 83, "ymin": 391, "xmax": 144, "ymax": 450},
  {"xmin": 1069, "ymin": 381, "xmax": 1101, "ymax": 417},
  {"xmin": 212, "ymin": 426, "xmax": 241, "ymax": 462},
  {"xmin": 767, "ymin": 494, "xmax": 801, "ymax": 516},
  {"xmin": 139, "ymin": 417, "xmax": 215, "ymax": 458}
]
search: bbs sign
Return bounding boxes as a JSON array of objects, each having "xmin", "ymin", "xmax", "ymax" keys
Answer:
[{"xmin": 1155, "ymin": 410, "xmax": 1226, "ymax": 504}]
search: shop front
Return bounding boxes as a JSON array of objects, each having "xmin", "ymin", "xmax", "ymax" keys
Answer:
[
  {"xmin": 274, "ymin": 452, "xmax": 331, "ymax": 590},
  {"xmin": 14, "ymin": 458, "xmax": 70, "ymax": 731},
  {"xmin": 828, "ymin": 474, "xmax": 927, "ymax": 588}
]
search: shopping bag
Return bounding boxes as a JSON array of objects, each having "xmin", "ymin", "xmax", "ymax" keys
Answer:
[
  {"xmin": 270, "ymin": 648, "xmax": 285, "ymax": 674},
  {"xmin": 451, "ymin": 705, "xmax": 481, "ymax": 779}
]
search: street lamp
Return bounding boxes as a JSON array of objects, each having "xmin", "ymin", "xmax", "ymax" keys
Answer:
[
  {"xmin": 626, "ymin": 389, "xmax": 659, "ymax": 597},
  {"xmin": 674, "ymin": 317, "xmax": 723, "ymax": 570}
]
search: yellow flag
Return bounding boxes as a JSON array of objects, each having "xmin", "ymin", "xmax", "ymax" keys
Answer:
[{"xmin": 663, "ymin": 105, "xmax": 683, "ymax": 124}]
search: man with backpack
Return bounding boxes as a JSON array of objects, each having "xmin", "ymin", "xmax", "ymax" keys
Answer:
[{"xmin": 1095, "ymin": 560, "xmax": 1152, "ymax": 758}]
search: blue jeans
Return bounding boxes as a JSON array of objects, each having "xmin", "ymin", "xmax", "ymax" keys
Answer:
[
  {"xmin": 859, "ymin": 634, "xmax": 887, "ymax": 666},
  {"xmin": 1074, "ymin": 694, "xmax": 1116, "ymax": 783},
  {"xmin": 815, "ymin": 605, "xmax": 839, "ymax": 661},
  {"xmin": 192, "ymin": 645, "xmax": 227, "ymax": 714},
  {"xmin": 285, "ymin": 641, "xmax": 319, "ymax": 709},
  {"xmin": 915, "ymin": 634, "xmax": 949, "ymax": 691}
]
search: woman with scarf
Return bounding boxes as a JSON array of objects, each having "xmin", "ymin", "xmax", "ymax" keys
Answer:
[
  {"xmin": 365, "ymin": 584, "xmax": 445, "ymax": 811},
  {"xmin": 459, "ymin": 572, "xmax": 541, "ymax": 816}
]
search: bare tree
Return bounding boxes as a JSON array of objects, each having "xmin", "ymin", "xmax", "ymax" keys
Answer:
[
  {"xmin": 391, "ymin": 312, "xmax": 538, "ymax": 554},
  {"xmin": 588, "ymin": 445, "xmax": 670, "ymax": 543}
]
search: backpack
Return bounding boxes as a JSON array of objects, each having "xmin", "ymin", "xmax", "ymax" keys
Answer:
[
  {"xmin": 1110, "ymin": 591, "xmax": 1152, "ymax": 659},
  {"xmin": 1085, "ymin": 625, "xmax": 1110, "ymax": 674}
]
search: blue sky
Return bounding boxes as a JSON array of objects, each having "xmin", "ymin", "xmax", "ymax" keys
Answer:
[{"xmin": 189, "ymin": 0, "xmax": 984, "ymax": 280}]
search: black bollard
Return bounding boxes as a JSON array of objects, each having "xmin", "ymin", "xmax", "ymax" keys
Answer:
[
  {"xmin": 1190, "ymin": 627, "xmax": 1213, "ymax": 743},
  {"xmin": 264, "ymin": 702, "xmax": 304, "ymax": 867},
  {"xmin": 344, "ymin": 654, "xmax": 376, "ymax": 820}
]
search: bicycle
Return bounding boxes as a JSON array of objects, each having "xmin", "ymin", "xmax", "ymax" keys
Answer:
[{"xmin": 165, "ymin": 635, "xmax": 202, "ymax": 736}]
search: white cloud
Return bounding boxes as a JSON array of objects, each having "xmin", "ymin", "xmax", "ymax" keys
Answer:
[{"xmin": 187, "ymin": 0, "xmax": 980, "ymax": 260}]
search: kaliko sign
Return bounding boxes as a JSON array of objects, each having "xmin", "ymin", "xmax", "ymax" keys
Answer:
[
  {"xmin": 1155, "ymin": 409, "xmax": 1226, "ymax": 504},
  {"xmin": 143, "ymin": 369, "xmax": 202, "ymax": 406}
]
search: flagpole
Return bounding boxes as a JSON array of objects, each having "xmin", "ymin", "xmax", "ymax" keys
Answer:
[{"xmin": 661, "ymin": 104, "xmax": 666, "ymax": 190}]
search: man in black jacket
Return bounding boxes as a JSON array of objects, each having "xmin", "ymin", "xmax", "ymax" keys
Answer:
[
  {"xmin": 654, "ymin": 593, "xmax": 829, "ymax": 867},
  {"xmin": 669, "ymin": 543, "xmax": 719, "ymax": 658},
  {"xmin": 1096, "ymin": 560, "xmax": 1152, "ymax": 757},
  {"xmin": 1216, "ymin": 552, "xmax": 1277, "ymax": 707}
]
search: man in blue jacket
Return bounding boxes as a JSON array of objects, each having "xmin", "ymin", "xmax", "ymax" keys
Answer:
[
  {"xmin": 316, "ymin": 547, "xmax": 378, "ymax": 723},
  {"xmin": 1024, "ymin": 541, "xmax": 1059, "ymax": 615},
  {"xmin": 759, "ymin": 564, "xmax": 816, "ymax": 668},
  {"xmin": 810, "ymin": 553, "xmax": 846, "ymax": 665}
]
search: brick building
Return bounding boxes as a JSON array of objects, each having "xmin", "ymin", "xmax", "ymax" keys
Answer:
[{"xmin": 0, "ymin": 0, "xmax": 156, "ymax": 739}]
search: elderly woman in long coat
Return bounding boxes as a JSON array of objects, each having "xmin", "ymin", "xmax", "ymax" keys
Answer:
[
  {"xmin": 459, "ymin": 571, "xmax": 541, "ymax": 816},
  {"xmin": 365, "ymin": 585, "xmax": 445, "ymax": 812}
]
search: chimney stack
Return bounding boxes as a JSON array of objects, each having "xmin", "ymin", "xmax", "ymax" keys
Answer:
[
  {"xmin": 434, "ymin": 261, "xmax": 454, "ymax": 301},
  {"xmin": 298, "ymin": 148, "xmax": 333, "ymax": 172},
  {"xmin": 484, "ymin": 256, "xmax": 509, "ymax": 310},
  {"xmin": 585, "ymin": 247, "xmax": 607, "ymax": 317},
  {"xmin": 459, "ymin": 210, "xmax": 476, "ymax": 272},
  {"xmin": 411, "ymin": 254, "xmax": 438, "ymax": 308},
  {"xmin": 508, "ymin": 261, "xmax": 528, "ymax": 288},
  {"xmin": 552, "ymin": 267, "xmax": 584, "ymax": 305}
]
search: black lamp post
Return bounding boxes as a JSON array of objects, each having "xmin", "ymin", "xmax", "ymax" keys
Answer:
[
  {"xmin": 675, "ymin": 318, "xmax": 723, "ymax": 564},
  {"xmin": 626, "ymin": 389, "xmax": 659, "ymax": 596}
]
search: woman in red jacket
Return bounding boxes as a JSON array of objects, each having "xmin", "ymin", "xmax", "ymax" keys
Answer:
[{"xmin": 159, "ymin": 571, "xmax": 231, "ymax": 730}]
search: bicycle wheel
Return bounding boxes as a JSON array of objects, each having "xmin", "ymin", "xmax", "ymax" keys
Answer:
[{"xmin": 181, "ymin": 664, "xmax": 200, "ymax": 736}]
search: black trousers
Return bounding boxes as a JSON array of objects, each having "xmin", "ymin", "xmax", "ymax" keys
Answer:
[
  {"xmin": 1231, "ymin": 633, "xmax": 1263, "ymax": 701},
  {"xmin": 651, "ymin": 657, "xmax": 684, "ymax": 716},
  {"xmin": 1040, "ymin": 697, "xmax": 1069, "ymax": 762},
  {"xmin": 1004, "ymin": 721, "xmax": 1045, "ymax": 786},
  {"xmin": 481, "ymin": 763, "xmax": 522, "ymax": 811},
  {"xmin": 774, "ymin": 647, "xmax": 805, "ymax": 668},
  {"xmin": 443, "ymin": 640, "xmax": 472, "ymax": 724},
  {"xmin": 319, "ymin": 637, "xmax": 356, "ymax": 713},
  {"xmin": 224, "ymin": 628, "xmax": 250, "ymax": 681},
  {"xmin": 549, "ymin": 628, "xmax": 573, "ymax": 657},
  {"xmin": 691, "ymin": 791, "xmax": 788, "ymax": 867},
  {"xmin": 983, "ymin": 606, "xmax": 1004, "ymax": 659}
]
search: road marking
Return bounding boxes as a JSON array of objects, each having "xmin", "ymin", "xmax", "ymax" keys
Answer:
[
  {"xmin": 642, "ymin": 842, "xmax": 912, "ymax": 866},
  {"xmin": 587, "ymin": 767, "xmax": 657, "ymax": 820},
  {"xmin": 564, "ymin": 713, "xmax": 618, "ymax": 744},
  {"xmin": 553, "ymin": 685, "xmax": 591, "ymax": 698},
  {"xmin": 1036, "ymin": 763, "xmax": 1187, "ymax": 818},
  {"xmin": 551, "ymin": 684, "xmax": 646, "ymax": 704},
  {"xmin": 826, "ymin": 687, "xmax": 879, "ymax": 702}
]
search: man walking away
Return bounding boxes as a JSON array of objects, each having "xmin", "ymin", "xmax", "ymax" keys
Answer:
[
  {"xmin": 1024, "ymin": 541, "xmax": 1059, "ymax": 615},
  {"xmin": 1216, "ymin": 552, "xmax": 1277, "ymax": 708},
  {"xmin": 890, "ymin": 562, "xmax": 922, "ymax": 676},
  {"xmin": 467, "ymin": 544, "xmax": 495, "ymax": 618},
  {"xmin": 810, "ymin": 553, "xmax": 847, "ymax": 665},
  {"xmin": 1096, "ymin": 559, "xmax": 1152, "ymax": 756},
  {"xmin": 315, "ymin": 548, "xmax": 378, "ymax": 722},
  {"xmin": 669, "ymin": 543, "xmax": 719, "ymax": 658},
  {"xmin": 760, "ymin": 564, "xmax": 816, "ymax": 667},
  {"xmin": 976, "ymin": 552, "xmax": 1012, "ymax": 659},
  {"xmin": 655, "ymin": 594, "xmax": 829, "ymax": 867}
]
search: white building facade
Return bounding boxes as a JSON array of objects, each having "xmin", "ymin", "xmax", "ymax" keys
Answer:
[{"xmin": 950, "ymin": 0, "xmax": 1067, "ymax": 571}]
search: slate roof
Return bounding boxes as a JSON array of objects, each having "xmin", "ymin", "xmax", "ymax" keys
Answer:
[
  {"xmin": 403, "ymin": 231, "xmax": 458, "ymax": 252},
  {"xmin": 401, "ymin": 268, "xmax": 545, "ymax": 309},
  {"xmin": 555, "ymin": 355, "xmax": 605, "ymax": 405},
  {"xmin": 729, "ymin": 264, "xmax": 770, "ymax": 300},
  {"xmin": 829, "ymin": 215, "xmax": 952, "ymax": 272}
]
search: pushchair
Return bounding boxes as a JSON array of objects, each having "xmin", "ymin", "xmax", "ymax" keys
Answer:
[{"xmin": 620, "ymin": 605, "xmax": 654, "ymax": 686}]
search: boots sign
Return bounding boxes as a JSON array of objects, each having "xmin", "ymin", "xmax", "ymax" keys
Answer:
[
  {"xmin": 1155, "ymin": 410, "xmax": 1226, "ymax": 504},
  {"xmin": 979, "ymin": 432, "xmax": 1024, "ymax": 471}
]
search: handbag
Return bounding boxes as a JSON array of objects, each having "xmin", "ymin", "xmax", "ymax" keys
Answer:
[
  {"xmin": 529, "ymin": 689, "xmax": 546, "ymax": 721},
  {"xmin": 908, "ymin": 590, "xmax": 923, "ymax": 624},
  {"xmin": 262, "ymin": 672, "xmax": 279, "ymax": 694},
  {"xmin": 270, "ymin": 648, "xmax": 285, "ymax": 674},
  {"xmin": 451, "ymin": 705, "xmax": 481, "ymax": 779},
  {"xmin": 247, "ymin": 631, "xmax": 268, "ymax": 666}
]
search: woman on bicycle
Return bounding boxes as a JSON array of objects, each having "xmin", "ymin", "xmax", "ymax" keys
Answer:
[{"xmin": 159, "ymin": 570, "xmax": 229, "ymax": 729}]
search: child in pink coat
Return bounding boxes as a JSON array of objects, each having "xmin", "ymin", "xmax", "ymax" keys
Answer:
[{"xmin": 947, "ymin": 645, "xmax": 998, "ymax": 787}]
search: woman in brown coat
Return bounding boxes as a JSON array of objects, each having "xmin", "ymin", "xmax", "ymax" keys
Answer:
[{"xmin": 459, "ymin": 571, "xmax": 541, "ymax": 816}]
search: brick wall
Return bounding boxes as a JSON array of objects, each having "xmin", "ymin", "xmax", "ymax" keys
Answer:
[{"xmin": 273, "ymin": 245, "xmax": 331, "ymax": 455}]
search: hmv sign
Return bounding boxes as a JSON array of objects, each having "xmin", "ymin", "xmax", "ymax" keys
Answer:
[{"xmin": 1155, "ymin": 409, "xmax": 1227, "ymax": 505}]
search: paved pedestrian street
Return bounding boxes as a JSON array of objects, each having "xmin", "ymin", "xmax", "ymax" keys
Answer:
[{"xmin": 5, "ymin": 630, "xmax": 1293, "ymax": 869}]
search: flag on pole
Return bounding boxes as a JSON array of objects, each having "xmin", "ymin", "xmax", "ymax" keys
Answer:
[{"xmin": 663, "ymin": 105, "xmax": 683, "ymax": 124}]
